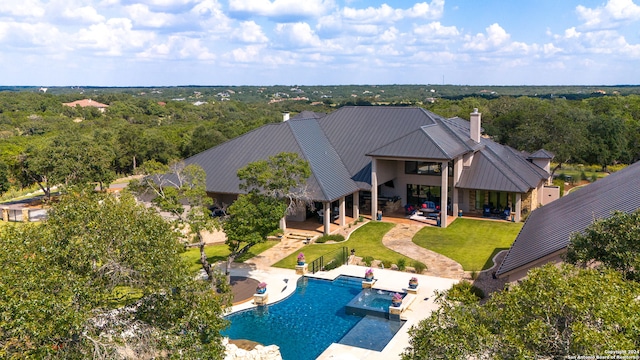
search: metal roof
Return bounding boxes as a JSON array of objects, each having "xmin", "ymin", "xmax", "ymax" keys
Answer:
[
  {"xmin": 318, "ymin": 106, "xmax": 439, "ymax": 179},
  {"xmin": 528, "ymin": 149, "xmax": 555, "ymax": 159},
  {"xmin": 496, "ymin": 160, "xmax": 640, "ymax": 276},
  {"xmin": 288, "ymin": 119, "xmax": 360, "ymax": 201},
  {"xmin": 184, "ymin": 106, "xmax": 552, "ymax": 201},
  {"xmin": 457, "ymin": 152, "xmax": 532, "ymax": 192}
]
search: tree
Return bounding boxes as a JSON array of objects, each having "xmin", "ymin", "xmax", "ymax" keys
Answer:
[
  {"xmin": 0, "ymin": 191, "xmax": 230, "ymax": 359},
  {"xmin": 131, "ymin": 160, "xmax": 222, "ymax": 289},
  {"xmin": 566, "ymin": 210, "xmax": 640, "ymax": 282},
  {"xmin": 222, "ymin": 152, "xmax": 311, "ymax": 275},
  {"xmin": 17, "ymin": 133, "xmax": 115, "ymax": 198},
  {"xmin": 402, "ymin": 264, "xmax": 640, "ymax": 359}
]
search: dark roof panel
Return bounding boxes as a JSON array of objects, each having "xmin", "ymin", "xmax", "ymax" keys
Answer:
[
  {"xmin": 184, "ymin": 123, "xmax": 303, "ymax": 195},
  {"xmin": 529, "ymin": 149, "xmax": 555, "ymax": 159},
  {"xmin": 497, "ymin": 161, "xmax": 640, "ymax": 276},
  {"xmin": 457, "ymin": 152, "xmax": 531, "ymax": 192},
  {"xmin": 288, "ymin": 119, "xmax": 359, "ymax": 201},
  {"xmin": 318, "ymin": 106, "xmax": 439, "ymax": 177}
]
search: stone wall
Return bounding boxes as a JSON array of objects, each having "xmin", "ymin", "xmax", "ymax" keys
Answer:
[{"xmin": 224, "ymin": 339, "xmax": 282, "ymax": 360}]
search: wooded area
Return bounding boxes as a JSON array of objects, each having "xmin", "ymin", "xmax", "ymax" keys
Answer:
[{"xmin": 1, "ymin": 87, "xmax": 639, "ymax": 197}]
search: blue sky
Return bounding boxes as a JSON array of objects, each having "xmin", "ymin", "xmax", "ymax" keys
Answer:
[{"xmin": 1, "ymin": 0, "xmax": 639, "ymax": 86}]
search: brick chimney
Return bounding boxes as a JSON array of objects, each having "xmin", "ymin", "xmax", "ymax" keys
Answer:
[
  {"xmin": 470, "ymin": 108, "xmax": 481, "ymax": 143},
  {"xmin": 282, "ymin": 112, "xmax": 290, "ymax": 122}
]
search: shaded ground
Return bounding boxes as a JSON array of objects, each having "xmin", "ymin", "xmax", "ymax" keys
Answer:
[{"xmin": 230, "ymin": 276, "xmax": 260, "ymax": 305}]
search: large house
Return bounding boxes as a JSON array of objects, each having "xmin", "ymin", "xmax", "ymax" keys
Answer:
[
  {"xmin": 62, "ymin": 99, "xmax": 109, "ymax": 112},
  {"xmin": 184, "ymin": 106, "xmax": 557, "ymax": 234},
  {"xmin": 496, "ymin": 160, "xmax": 640, "ymax": 281}
]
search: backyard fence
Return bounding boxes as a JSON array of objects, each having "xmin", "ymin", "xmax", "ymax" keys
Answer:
[{"xmin": 309, "ymin": 247, "xmax": 349, "ymax": 274}]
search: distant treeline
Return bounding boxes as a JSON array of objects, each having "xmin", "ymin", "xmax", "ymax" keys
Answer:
[{"xmin": 0, "ymin": 89, "xmax": 638, "ymax": 196}]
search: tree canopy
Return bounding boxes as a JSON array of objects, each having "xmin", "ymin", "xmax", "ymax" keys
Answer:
[
  {"xmin": 403, "ymin": 264, "xmax": 640, "ymax": 359},
  {"xmin": 566, "ymin": 210, "xmax": 640, "ymax": 282},
  {"xmin": 222, "ymin": 152, "xmax": 311, "ymax": 274},
  {"xmin": 0, "ymin": 191, "xmax": 230, "ymax": 359}
]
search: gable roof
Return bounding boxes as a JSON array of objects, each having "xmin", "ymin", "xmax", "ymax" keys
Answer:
[
  {"xmin": 496, "ymin": 161, "xmax": 640, "ymax": 277},
  {"xmin": 528, "ymin": 149, "xmax": 554, "ymax": 159}
]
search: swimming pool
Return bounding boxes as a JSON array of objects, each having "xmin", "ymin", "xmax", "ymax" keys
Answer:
[{"xmin": 222, "ymin": 275, "xmax": 405, "ymax": 360}]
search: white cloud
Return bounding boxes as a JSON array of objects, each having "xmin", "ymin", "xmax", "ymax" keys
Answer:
[
  {"xmin": 234, "ymin": 21, "xmax": 268, "ymax": 43},
  {"xmin": 229, "ymin": 0, "xmax": 335, "ymax": 19},
  {"xmin": 126, "ymin": 0, "xmax": 197, "ymax": 7},
  {"xmin": 62, "ymin": 5, "xmax": 106, "ymax": 24},
  {"xmin": 0, "ymin": 0, "xmax": 46, "ymax": 18},
  {"xmin": 230, "ymin": 44, "xmax": 266, "ymax": 62},
  {"xmin": 0, "ymin": 21, "xmax": 62, "ymax": 47},
  {"xmin": 138, "ymin": 35, "xmax": 216, "ymax": 59},
  {"xmin": 275, "ymin": 22, "xmax": 323, "ymax": 47},
  {"xmin": 413, "ymin": 22, "xmax": 459, "ymax": 40},
  {"xmin": 341, "ymin": 0, "xmax": 443, "ymax": 24},
  {"xmin": 191, "ymin": 0, "xmax": 233, "ymax": 33},
  {"xmin": 125, "ymin": 4, "xmax": 175, "ymax": 27},
  {"xmin": 75, "ymin": 18, "xmax": 155, "ymax": 55},
  {"xmin": 576, "ymin": 0, "xmax": 640, "ymax": 29},
  {"xmin": 462, "ymin": 23, "xmax": 510, "ymax": 51}
]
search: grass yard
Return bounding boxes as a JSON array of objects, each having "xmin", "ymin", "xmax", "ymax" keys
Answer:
[
  {"xmin": 413, "ymin": 218, "xmax": 523, "ymax": 271},
  {"xmin": 181, "ymin": 240, "xmax": 280, "ymax": 274},
  {"xmin": 273, "ymin": 222, "xmax": 412, "ymax": 269}
]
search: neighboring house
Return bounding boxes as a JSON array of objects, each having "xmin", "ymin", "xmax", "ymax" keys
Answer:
[
  {"xmin": 496, "ymin": 160, "xmax": 640, "ymax": 281},
  {"xmin": 184, "ymin": 106, "xmax": 555, "ymax": 234},
  {"xmin": 62, "ymin": 99, "xmax": 109, "ymax": 112}
]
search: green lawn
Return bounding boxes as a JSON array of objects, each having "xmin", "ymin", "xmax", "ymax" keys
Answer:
[
  {"xmin": 273, "ymin": 222, "xmax": 412, "ymax": 269},
  {"xmin": 181, "ymin": 240, "xmax": 280, "ymax": 274},
  {"xmin": 412, "ymin": 218, "xmax": 523, "ymax": 271}
]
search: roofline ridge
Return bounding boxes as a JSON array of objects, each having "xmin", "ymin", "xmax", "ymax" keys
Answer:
[
  {"xmin": 478, "ymin": 149, "xmax": 530, "ymax": 192},
  {"xmin": 420, "ymin": 126, "xmax": 453, "ymax": 159},
  {"xmin": 287, "ymin": 119, "xmax": 354, "ymax": 201},
  {"xmin": 440, "ymin": 117, "xmax": 475, "ymax": 153}
]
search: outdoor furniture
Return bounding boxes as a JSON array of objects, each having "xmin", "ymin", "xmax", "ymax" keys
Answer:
[
  {"xmin": 483, "ymin": 204, "xmax": 491, "ymax": 217},
  {"xmin": 502, "ymin": 207, "xmax": 511, "ymax": 220}
]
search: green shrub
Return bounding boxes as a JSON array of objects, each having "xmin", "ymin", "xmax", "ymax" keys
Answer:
[
  {"xmin": 397, "ymin": 258, "xmax": 406, "ymax": 271},
  {"xmin": 590, "ymin": 173, "xmax": 598, "ymax": 182},
  {"xmin": 315, "ymin": 234, "xmax": 345, "ymax": 244},
  {"xmin": 412, "ymin": 261, "xmax": 427, "ymax": 274},
  {"xmin": 447, "ymin": 281, "xmax": 484, "ymax": 303},
  {"xmin": 580, "ymin": 170, "xmax": 588, "ymax": 181},
  {"xmin": 381, "ymin": 260, "xmax": 392, "ymax": 269},
  {"xmin": 362, "ymin": 256, "xmax": 374, "ymax": 267}
]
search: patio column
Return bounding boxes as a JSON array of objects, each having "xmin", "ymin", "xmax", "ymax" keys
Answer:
[
  {"xmin": 371, "ymin": 158, "xmax": 378, "ymax": 220},
  {"xmin": 339, "ymin": 196, "xmax": 346, "ymax": 227},
  {"xmin": 440, "ymin": 161, "xmax": 449, "ymax": 228},
  {"xmin": 323, "ymin": 201, "xmax": 331, "ymax": 235},
  {"xmin": 452, "ymin": 157, "xmax": 462, "ymax": 217},
  {"xmin": 279, "ymin": 216, "xmax": 287, "ymax": 232},
  {"xmin": 515, "ymin": 193, "xmax": 522, "ymax": 222},
  {"xmin": 352, "ymin": 192, "xmax": 360, "ymax": 220}
]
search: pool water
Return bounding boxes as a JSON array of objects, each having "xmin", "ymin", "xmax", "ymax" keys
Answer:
[
  {"xmin": 345, "ymin": 288, "xmax": 405, "ymax": 318},
  {"xmin": 222, "ymin": 276, "xmax": 405, "ymax": 360}
]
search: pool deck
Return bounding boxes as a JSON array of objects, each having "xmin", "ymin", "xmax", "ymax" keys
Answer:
[{"xmin": 224, "ymin": 264, "xmax": 459, "ymax": 360}]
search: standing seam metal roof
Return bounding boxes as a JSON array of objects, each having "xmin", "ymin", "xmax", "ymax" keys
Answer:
[
  {"xmin": 496, "ymin": 160, "xmax": 640, "ymax": 276},
  {"xmin": 288, "ymin": 119, "xmax": 360, "ymax": 201}
]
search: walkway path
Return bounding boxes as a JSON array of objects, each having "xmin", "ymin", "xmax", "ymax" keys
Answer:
[
  {"xmin": 381, "ymin": 222, "xmax": 465, "ymax": 280},
  {"xmin": 244, "ymin": 235, "xmax": 308, "ymax": 269}
]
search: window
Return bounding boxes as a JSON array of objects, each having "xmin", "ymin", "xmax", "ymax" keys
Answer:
[{"xmin": 405, "ymin": 161, "xmax": 453, "ymax": 176}]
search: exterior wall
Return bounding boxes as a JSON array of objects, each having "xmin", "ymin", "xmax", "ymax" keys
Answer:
[
  {"xmin": 502, "ymin": 249, "xmax": 566, "ymax": 282},
  {"xmin": 522, "ymin": 189, "xmax": 535, "ymax": 215},
  {"xmin": 286, "ymin": 202, "xmax": 307, "ymax": 222},
  {"xmin": 541, "ymin": 185, "xmax": 560, "ymax": 205}
]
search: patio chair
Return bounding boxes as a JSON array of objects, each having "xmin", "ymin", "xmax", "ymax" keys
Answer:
[{"xmin": 482, "ymin": 204, "xmax": 491, "ymax": 217}]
